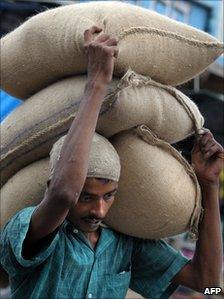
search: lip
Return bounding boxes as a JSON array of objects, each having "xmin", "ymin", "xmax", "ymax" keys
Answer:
[{"xmin": 83, "ymin": 218, "xmax": 102, "ymax": 226}]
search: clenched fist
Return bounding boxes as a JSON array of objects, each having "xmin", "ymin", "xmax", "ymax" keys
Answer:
[
  {"xmin": 191, "ymin": 128, "xmax": 224, "ymax": 186},
  {"xmin": 84, "ymin": 26, "xmax": 119, "ymax": 86}
]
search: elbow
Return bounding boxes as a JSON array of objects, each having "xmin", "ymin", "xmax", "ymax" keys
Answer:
[
  {"xmin": 48, "ymin": 181, "xmax": 82, "ymax": 207},
  {"xmin": 47, "ymin": 169, "xmax": 86, "ymax": 206}
]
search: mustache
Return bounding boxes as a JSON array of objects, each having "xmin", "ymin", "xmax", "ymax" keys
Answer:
[{"xmin": 82, "ymin": 215, "xmax": 104, "ymax": 221}]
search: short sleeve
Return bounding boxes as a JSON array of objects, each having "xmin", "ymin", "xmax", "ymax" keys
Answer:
[
  {"xmin": 0, "ymin": 207, "xmax": 59, "ymax": 276},
  {"xmin": 130, "ymin": 239, "xmax": 190, "ymax": 299}
]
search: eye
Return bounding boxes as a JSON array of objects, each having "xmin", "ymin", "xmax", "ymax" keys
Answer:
[
  {"xmin": 103, "ymin": 191, "xmax": 116, "ymax": 201},
  {"xmin": 79, "ymin": 194, "xmax": 92, "ymax": 203}
]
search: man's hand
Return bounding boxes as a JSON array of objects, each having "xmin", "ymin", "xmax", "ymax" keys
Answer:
[
  {"xmin": 191, "ymin": 128, "xmax": 224, "ymax": 186},
  {"xmin": 84, "ymin": 26, "xmax": 119, "ymax": 86},
  {"xmin": 173, "ymin": 129, "xmax": 223, "ymax": 291},
  {"xmin": 24, "ymin": 27, "xmax": 119, "ymax": 247}
]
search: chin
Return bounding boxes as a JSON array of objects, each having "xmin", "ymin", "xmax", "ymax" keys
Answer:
[{"xmin": 80, "ymin": 221, "xmax": 101, "ymax": 232}]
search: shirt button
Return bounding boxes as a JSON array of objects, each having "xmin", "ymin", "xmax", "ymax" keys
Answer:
[
  {"xmin": 87, "ymin": 294, "xmax": 93, "ymax": 299},
  {"xmin": 73, "ymin": 229, "xmax": 78, "ymax": 234}
]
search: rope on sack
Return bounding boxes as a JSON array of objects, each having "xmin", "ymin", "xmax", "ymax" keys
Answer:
[
  {"xmin": 118, "ymin": 69, "xmax": 204, "ymax": 134},
  {"xmin": 119, "ymin": 27, "xmax": 224, "ymax": 50},
  {"xmin": 120, "ymin": 70, "xmax": 205, "ymax": 239},
  {"xmin": 135, "ymin": 125, "xmax": 202, "ymax": 240}
]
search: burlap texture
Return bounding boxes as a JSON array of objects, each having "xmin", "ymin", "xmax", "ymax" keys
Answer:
[
  {"xmin": 105, "ymin": 125, "xmax": 202, "ymax": 239},
  {"xmin": 0, "ymin": 158, "xmax": 49, "ymax": 288},
  {"xmin": 50, "ymin": 133, "xmax": 120, "ymax": 182},
  {"xmin": 0, "ymin": 158, "xmax": 50, "ymax": 229},
  {"xmin": 0, "ymin": 127, "xmax": 202, "ymax": 284},
  {"xmin": 1, "ymin": 1, "xmax": 223, "ymax": 99},
  {"xmin": 0, "ymin": 72, "xmax": 203, "ymax": 186}
]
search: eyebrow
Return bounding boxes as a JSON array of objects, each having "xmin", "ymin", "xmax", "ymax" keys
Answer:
[{"xmin": 82, "ymin": 188, "xmax": 118, "ymax": 197}]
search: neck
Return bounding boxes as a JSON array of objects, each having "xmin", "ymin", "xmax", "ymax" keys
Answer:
[{"xmin": 83, "ymin": 229, "xmax": 100, "ymax": 248}]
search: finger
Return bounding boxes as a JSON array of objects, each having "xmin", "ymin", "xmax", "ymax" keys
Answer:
[
  {"xmin": 196, "ymin": 128, "xmax": 211, "ymax": 142},
  {"xmin": 192, "ymin": 137, "xmax": 201, "ymax": 155},
  {"xmin": 203, "ymin": 144, "xmax": 218, "ymax": 159},
  {"xmin": 105, "ymin": 46, "xmax": 119, "ymax": 58},
  {"xmin": 84, "ymin": 26, "xmax": 102, "ymax": 43},
  {"xmin": 114, "ymin": 48, "xmax": 119, "ymax": 58},
  {"xmin": 104, "ymin": 37, "xmax": 118, "ymax": 47},
  {"xmin": 192, "ymin": 130, "xmax": 204, "ymax": 153},
  {"xmin": 95, "ymin": 33, "xmax": 110, "ymax": 43},
  {"xmin": 200, "ymin": 131, "xmax": 214, "ymax": 146},
  {"xmin": 217, "ymin": 152, "xmax": 224, "ymax": 159},
  {"xmin": 197, "ymin": 128, "xmax": 210, "ymax": 136},
  {"xmin": 202, "ymin": 140, "xmax": 216, "ymax": 153},
  {"xmin": 204, "ymin": 145, "xmax": 223, "ymax": 159}
]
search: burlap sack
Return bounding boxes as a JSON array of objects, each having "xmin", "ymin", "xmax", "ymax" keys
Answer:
[
  {"xmin": 0, "ymin": 127, "xmax": 201, "ymax": 285},
  {"xmin": 0, "ymin": 158, "xmax": 49, "ymax": 288},
  {"xmin": 1, "ymin": 1, "xmax": 223, "ymax": 99},
  {"xmin": 105, "ymin": 125, "xmax": 202, "ymax": 239},
  {"xmin": 0, "ymin": 71, "xmax": 204, "ymax": 186},
  {"xmin": 1, "ymin": 127, "xmax": 202, "ymax": 238},
  {"xmin": 0, "ymin": 158, "xmax": 50, "ymax": 229}
]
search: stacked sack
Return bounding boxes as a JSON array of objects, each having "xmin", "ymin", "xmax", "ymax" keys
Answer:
[{"xmin": 1, "ymin": 1, "xmax": 223, "ymax": 286}]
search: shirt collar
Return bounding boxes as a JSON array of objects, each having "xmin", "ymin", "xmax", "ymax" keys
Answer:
[{"xmin": 64, "ymin": 220, "xmax": 116, "ymax": 256}]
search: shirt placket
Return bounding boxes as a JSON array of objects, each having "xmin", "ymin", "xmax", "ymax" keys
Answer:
[
  {"xmin": 70, "ymin": 227, "xmax": 97, "ymax": 299},
  {"xmin": 85, "ymin": 254, "xmax": 98, "ymax": 299}
]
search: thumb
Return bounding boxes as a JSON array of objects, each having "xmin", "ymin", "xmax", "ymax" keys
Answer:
[{"xmin": 191, "ymin": 137, "xmax": 201, "ymax": 155}]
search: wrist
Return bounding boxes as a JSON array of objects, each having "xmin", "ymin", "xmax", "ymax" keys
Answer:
[
  {"xmin": 199, "ymin": 180, "xmax": 220, "ymax": 209},
  {"xmin": 83, "ymin": 79, "xmax": 108, "ymax": 106},
  {"xmin": 86, "ymin": 76, "xmax": 109, "ymax": 92},
  {"xmin": 198, "ymin": 178, "xmax": 219, "ymax": 189}
]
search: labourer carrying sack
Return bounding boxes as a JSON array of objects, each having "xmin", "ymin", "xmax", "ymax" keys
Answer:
[{"xmin": 1, "ymin": 26, "xmax": 223, "ymax": 299}]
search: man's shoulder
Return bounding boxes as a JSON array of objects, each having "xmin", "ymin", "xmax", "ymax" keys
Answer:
[{"xmin": 2, "ymin": 206, "xmax": 37, "ymax": 232}]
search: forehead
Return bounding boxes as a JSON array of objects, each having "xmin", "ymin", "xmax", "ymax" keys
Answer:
[{"xmin": 83, "ymin": 178, "xmax": 118, "ymax": 195}]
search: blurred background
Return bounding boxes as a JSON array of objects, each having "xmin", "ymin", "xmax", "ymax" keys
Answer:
[{"xmin": 0, "ymin": 1, "xmax": 223, "ymax": 298}]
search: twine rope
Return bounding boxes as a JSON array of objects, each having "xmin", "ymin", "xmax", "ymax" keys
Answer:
[{"xmin": 135, "ymin": 125, "xmax": 202, "ymax": 239}]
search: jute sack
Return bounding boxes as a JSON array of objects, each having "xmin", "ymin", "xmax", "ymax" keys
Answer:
[
  {"xmin": 0, "ymin": 71, "xmax": 204, "ymax": 186},
  {"xmin": 1, "ymin": 1, "xmax": 223, "ymax": 99},
  {"xmin": 105, "ymin": 125, "xmax": 202, "ymax": 239},
  {"xmin": 0, "ymin": 158, "xmax": 50, "ymax": 230},
  {"xmin": 0, "ymin": 158, "xmax": 49, "ymax": 288}
]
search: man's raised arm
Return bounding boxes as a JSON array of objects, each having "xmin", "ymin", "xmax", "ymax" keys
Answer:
[
  {"xmin": 23, "ymin": 26, "xmax": 118, "ymax": 248},
  {"xmin": 173, "ymin": 129, "xmax": 223, "ymax": 292}
]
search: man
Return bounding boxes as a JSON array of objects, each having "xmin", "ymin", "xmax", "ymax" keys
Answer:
[{"xmin": 1, "ymin": 26, "xmax": 223, "ymax": 299}]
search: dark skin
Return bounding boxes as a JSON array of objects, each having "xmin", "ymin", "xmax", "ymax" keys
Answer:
[
  {"xmin": 23, "ymin": 26, "xmax": 119, "ymax": 251},
  {"xmin": 172, "ymin": 129, "xmax": 223, "ymax": 291},
  {"xmin": 23, "ymin": 26, "xmax": 223, "ymax": 294},
  {"xmin": 67, "ymin": 178, "xmax": 118, "ymax": 247}
]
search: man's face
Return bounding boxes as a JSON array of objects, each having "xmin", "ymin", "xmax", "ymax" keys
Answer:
[{"xmin": 67, "ymin": 178, "xmax": 118, "ymax": 232}]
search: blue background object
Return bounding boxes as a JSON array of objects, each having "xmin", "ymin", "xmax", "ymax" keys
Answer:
[{"xmin": 0, "ymin": 90, "xmax": 22, "ymax": 122}]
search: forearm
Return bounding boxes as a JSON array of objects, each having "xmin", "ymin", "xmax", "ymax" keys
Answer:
[
  {"xmin": 192, "ymin": 181, "xmax": 223, "ymax": 288},
  {"xmin": 50, "ymin": 80, "xmax": 108, "ymax": 198},
  {"xmin": 25, "ymin": 81, "xmax": 108, "ymax": 243},
  {"xmin": 22, "ymin": 27, "xmax": 118, "ymax": 245}
]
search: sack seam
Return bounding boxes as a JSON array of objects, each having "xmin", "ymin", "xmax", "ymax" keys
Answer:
[{"xmin": 119, "ymin": 27, "xmax": 224, "ymax": 50}]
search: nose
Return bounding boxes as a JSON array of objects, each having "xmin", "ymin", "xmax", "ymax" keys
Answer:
[{"xmin": 90, "ymin": 199, "xmax": 105, "ymax": 219}]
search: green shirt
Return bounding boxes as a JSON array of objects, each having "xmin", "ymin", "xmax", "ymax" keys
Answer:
[{"xmin": 1, "ymin": 207, "xmax": 189, "ymax": 299}]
